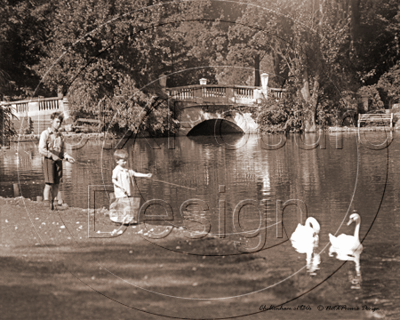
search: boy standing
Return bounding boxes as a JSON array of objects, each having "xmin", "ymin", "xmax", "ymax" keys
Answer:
[
  {"xmin": 110, "ymin": 149, "xmax": 151, "ymax": 224},
  {"xmin": 39, "ymin": 111, "xmax": 75, "ymax": 210}
]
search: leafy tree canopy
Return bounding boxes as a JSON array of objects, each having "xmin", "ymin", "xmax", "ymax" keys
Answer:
[
  {"xmin": 1, "ymin": 0, "xmax": 400, "ymax": 133},
  {"xmin": 34, "ymin": 0, "xmax": 214, "ymax": 133}
]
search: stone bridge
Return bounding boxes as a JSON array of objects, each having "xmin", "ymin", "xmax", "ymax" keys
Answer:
[
  {"xmin": 3, "ymin": 74, "xmax": 286, "ymax": 136},
  {"xmin": 172, "ymin": 103, "xmax": 259, "ymax": 135},
  {"xmin": 164, "ymin": 75, "xmax": 286, "ymax": 135}
]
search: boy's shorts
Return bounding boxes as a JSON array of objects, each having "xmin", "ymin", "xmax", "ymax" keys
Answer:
[{"xmin": 43, "ymin": 157, "xmax": 63, "ymax": 184}]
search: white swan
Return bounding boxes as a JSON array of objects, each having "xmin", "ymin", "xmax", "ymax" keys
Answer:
[
  {"xmin": 329, "ymin": 212, "xmax": 363, "ymax": 275},
  {"xmin": 290, "ymin": 217, "xmax": 320, "ymax": 272}
]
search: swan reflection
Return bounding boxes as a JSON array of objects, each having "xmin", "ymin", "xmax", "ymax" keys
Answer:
[{"xmin": 348, "ymin": 270, "xmax": 362, "ymax": 290}]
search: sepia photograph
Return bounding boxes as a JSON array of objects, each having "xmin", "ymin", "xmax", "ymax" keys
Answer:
[{"xmin": 0, "ymin": 0, "xmax": 399, "ymax": 319}]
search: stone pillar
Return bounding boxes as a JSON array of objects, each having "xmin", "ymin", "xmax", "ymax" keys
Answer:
[
  {"xmin": 260, "ymin": 73, "xmax": 269, "ymax": 99},
  {"xmin": 361, "ymin": 95, "xmax": 368, "ymax": 112},
  {"xmin": 57, "ymin": 85, "xmax": 64, "ymax": 98},
  {"xmin": 254, "ymin": 89, "xmax": 263, "ymax": 103},
  {"xmin": 159, "ymin": 74, "xmax": 167, "ymax": 88},
  {"xmin": 62, "ymin": 96, "xmax": 71, "ymax": 123},
  {"xmin": 227, "ymin": 87, "xmax": 235, "ymax": 103}
]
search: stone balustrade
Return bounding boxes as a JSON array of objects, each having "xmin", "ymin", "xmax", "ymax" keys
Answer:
[
  {"xmin": 1, "ymin": 97, "xmax": 70, "ymax": 134},
  {"xmin": 165, "ymin": 84, "xmax": 286, "ymax": 105}
]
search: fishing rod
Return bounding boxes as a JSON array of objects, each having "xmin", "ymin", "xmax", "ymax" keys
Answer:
[{"xmin": 150, "ymin": 178, "xmax": 196, "ymax": 191}]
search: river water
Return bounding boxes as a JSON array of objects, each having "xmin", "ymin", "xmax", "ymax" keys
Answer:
[{"xmin": 1, "ymin": 131, "xmax": 399, "ymax": 318}]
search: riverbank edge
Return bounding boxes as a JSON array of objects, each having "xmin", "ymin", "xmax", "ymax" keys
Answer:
[
  {"xmin": 3, "ymin": 126, "xmax": 396, "ymax": 144},
  {"xmin": 0, "ymin": 195, "xmax": 228, "ymax": 242},
  {"xmin": 8, "ymin": 132, "xmax": 117, "ymax": 143}
]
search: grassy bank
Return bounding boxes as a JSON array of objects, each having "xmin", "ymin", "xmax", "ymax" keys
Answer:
[{"xmin": 0, "ymin": 196, "xmax": 391, "ymax": 320}]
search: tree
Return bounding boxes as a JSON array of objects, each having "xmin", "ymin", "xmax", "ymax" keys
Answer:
[
  {"xmin": 377, "ymin": 62, "xmax": 400, "ymax": 105},
  {"xmin": 354, "ymin": 0, "xmax": 400, "ymax": 107},
  {"xmin": 354, "ymin": 0, "xmax": 400, "ymax": 85},
  {"xmin": 200, "ymin": 0, "xmax": 373, "ymax": 131},
  {"xmin": 0, "ymin": 0, "xmax": 55, "ymax": 99},
  {"xmin": 34, "ymin": 0, "xmax": 212, "ymax": 133}
]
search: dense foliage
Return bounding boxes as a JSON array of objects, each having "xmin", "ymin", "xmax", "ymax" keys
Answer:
[
  {"xmin": 0, "ymin": 0, "xmax": 54, "ymax": 98},
  {"xmin": 1, "ymin": 0, "xmax": 214, "ymax": 134},
  {"xmin": 254, "ymin": 93, "xmax": 335, "ymax": 133},
  {"xmin": 0, "ymin": 0, "xmax": 399, "ymax": 134},
  {"xmin": 0, "ymin": 105, "xmax": 17, "ymax": 145},
  {"xmin": 193, "ymin": 0, "xmax": 400, "ymax": 131},
  {"xmin": 33, "ymin": 0, "xmax": 213, "ymax": 134}
]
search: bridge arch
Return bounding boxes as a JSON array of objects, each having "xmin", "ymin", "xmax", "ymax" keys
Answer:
[
  {"xmin": 187, "ymin": 118, "xmax": 244, "ymax": 136},
  {"xmin": 177, "ymin": 104, "xmax": 258, "ymax": 136}
]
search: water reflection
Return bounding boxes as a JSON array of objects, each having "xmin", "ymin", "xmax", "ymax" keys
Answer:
[
  {"xmin": 2, "ymin": 132, "xmax": 400, "ymax": 316},
  {"xmin": 348, "ymin": 270, "xmax": 362, "ymax": 290}
]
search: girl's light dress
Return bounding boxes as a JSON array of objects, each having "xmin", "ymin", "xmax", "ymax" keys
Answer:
[
  {"xmin": 110, "ymin": 165, "xmax": 141, "ymax": 224},
  {"xmin": 109, "ymin": 197, "xmax": 141, "ymax": 224}
]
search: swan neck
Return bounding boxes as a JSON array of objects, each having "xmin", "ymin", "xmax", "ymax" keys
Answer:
[{"xmin": 354, "ymin": 220, "xmax": 361, "ymax": 238}]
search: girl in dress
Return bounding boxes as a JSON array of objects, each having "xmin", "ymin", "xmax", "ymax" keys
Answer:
[{"xmin": 110, "ymin": 149, "xmax": 152, "ymax": 224}]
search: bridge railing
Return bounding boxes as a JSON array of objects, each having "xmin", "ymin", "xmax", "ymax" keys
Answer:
[
  {"xmin": 1, "ymin": 97, "xmax": 70, "ymax": 134},
  {"xmin": 39, "ymin": 97, "xmax": 60, "ymax": 111},
  {"xmin": 234, "ymin": 87, "xmax": 254, "ymax": 100},
  {"xmin": 165, "ymin": 85, "xmax": 286, "ymax": 104},
  {"xmin": 1, "ymin": 97, "xmax": 63, "ymax": 117},
  {"xmin": 270, "ymin": 88, "xmax": 286, "ymax": 99},
  {"xmin": 14, "ymin": 101, "xmax": 29, "ymax": 114}
]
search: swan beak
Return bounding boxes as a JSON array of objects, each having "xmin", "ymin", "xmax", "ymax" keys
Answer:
[{"xmin": 347, "ymin": 218, "xmax": 353, "ymax": 226}]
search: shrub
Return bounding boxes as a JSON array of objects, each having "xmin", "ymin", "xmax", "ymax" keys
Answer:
[{"xmin": 255, "ymin": 95, "xmax": 303, "ymax": 133}]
